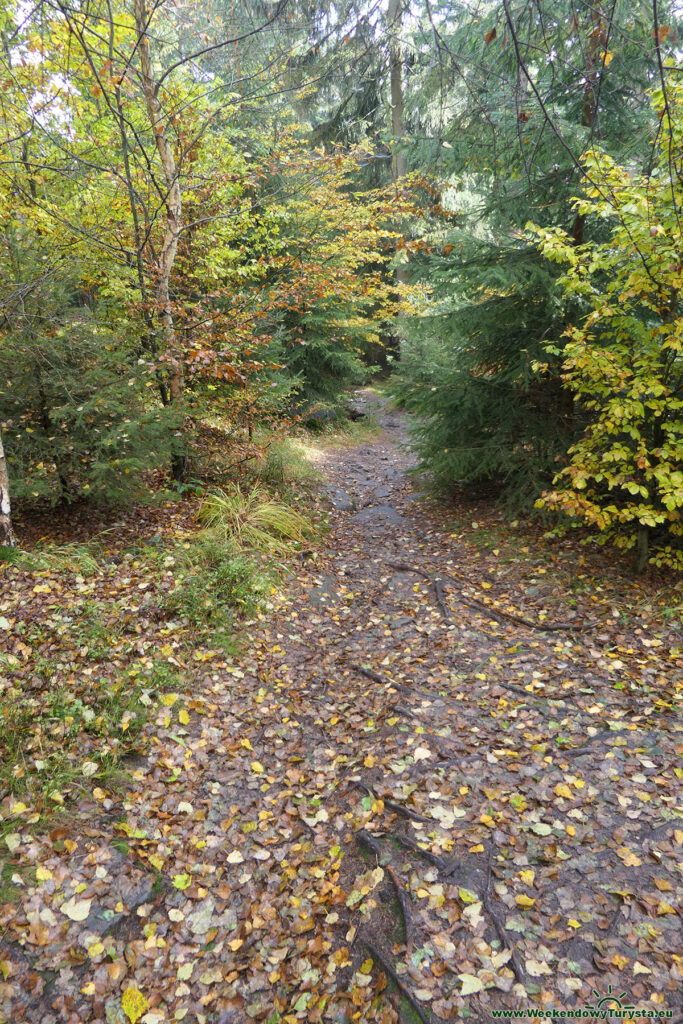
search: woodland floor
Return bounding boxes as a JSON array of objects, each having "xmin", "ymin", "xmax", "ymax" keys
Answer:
[{"xmin": 0, "ymin": 391, "xmax": 681, "ymax": 1024}]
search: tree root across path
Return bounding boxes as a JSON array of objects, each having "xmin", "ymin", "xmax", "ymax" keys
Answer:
[
  {"xmin": 362, "ymin": 937, "xmax": 433, "ymax": 1024},
  {"xmin": 353, "ymin": 823, "xmax": 527, "ymax": 1009},
  {"xmin": 386, "ymin": 864, "xmax": 414, "ymax": 955},
  {"xmin": 387, "ymin": 562, "xmax": 599, "ymax": 631},
  {"xmin": 383, "ymin": 830, "xmax": 527, "ymax": 989}
]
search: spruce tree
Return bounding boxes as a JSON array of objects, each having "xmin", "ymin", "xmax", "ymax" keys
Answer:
[{"xmin": 393, "ymin": 0, "xmax": 679, "ymax": 508}]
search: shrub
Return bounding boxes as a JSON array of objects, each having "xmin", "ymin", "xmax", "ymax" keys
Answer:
[{"xmin": 0, "ymin": 319, "xmax": 179, "ymax": 506}]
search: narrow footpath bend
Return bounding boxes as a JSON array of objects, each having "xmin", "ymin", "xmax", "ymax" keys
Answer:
[{"xmin": 4, "ymin": 393, "xmax": 681, "ymax": 1024}]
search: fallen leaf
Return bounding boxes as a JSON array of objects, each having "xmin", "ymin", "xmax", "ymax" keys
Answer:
[
  {"xmin": 121, "ymin": 986, "xmax": 149, "ymax": 1023},
  {"xmin": 616, "ymin": 846, "xmax": 642, "ymax": 867},
  {"xmin": 60, "ymin": 897, "xmax": 92, "ymax": 922},
  {"xmin": 459, "ymin": 973, "xmax": 484, "ymax": 994}
]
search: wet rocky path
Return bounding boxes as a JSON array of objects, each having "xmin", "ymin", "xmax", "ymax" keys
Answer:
[{"xmin": 2, "ymin": 391, "xmax": 681, "ymax": 1024}]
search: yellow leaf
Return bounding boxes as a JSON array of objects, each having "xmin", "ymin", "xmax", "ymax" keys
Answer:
[
  {"xmin": 359, "ymin": 958, "xmax": 373, "ymax": 975},
  {"xmin": 600, "ymin": 50, "xmax": 614, "ymax": 66},
  {"xmin": 554, "ymin": 783, "xmax": 573, "ymax": 800},
  {"xmin": 228, "ymin": 938, "xmax": 243, "ymax": 951},
  {"xmin": 657, "ymin": 902, "xmax": 676, "ymax": 916},
  {"xmin": 159, "ymin": 693, "xmax": 179, "ymax": 706},
  {"xmin": 616, "ymin": 846, "xmax": 642, "ymax": 867},
  {"xmin": 364, "ymin": 754, "xmax": 376, "ymax": 768},
  {"xmin": 240, "ymin": 738, "xmax": 253, "ymax": 751},
  {"xmin": 566, "ymin": 824, "xmax": 576, "ymax": 836},
  {"xmin": 178, "ymin": 709, "xmax": 190, "ymax": 725},
  {"xmin": 458, "ymin": 887, "xmax": 479, "ymax": 905},
  {"xmin": 515, "ymin": 894, "xmax": 535, "ymax": 909},
  {"xmin": 121, "ymin": 986, "xmax": 149, "ymax": 1023},
  {"xmin": 519, "ymin": 869, "xmax": 535, "ymax": 887},
  {"xmin": 469, "ymin": 844, "xmax": 484, "ymax": 853},
  {"xmin": 36, "ymin": 866, "xmax": 52, "ymax": 882},
  {"xmin": 459, "ymin": 973, "xmax": 484, "ymax": 994},
  {"xmin": 633, "ymin": 961, "xmax": 651, "ymax": 976},
  {"xmin": 251, "ymin": 761, "xmax": 264, "ymax": 774},
  {"xmin": 567, "ymin": 919, "xmax": 581, "ymax": 929}
]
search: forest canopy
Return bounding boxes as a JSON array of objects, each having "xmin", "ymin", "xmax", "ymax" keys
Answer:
[{"xmin": 1, "ymin": 0, "xmax": 682, "ymax": 571}]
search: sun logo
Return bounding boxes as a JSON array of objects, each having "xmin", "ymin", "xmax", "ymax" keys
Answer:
[{"xmin": 591, "ymin": 986, "xmax": 634, "ymax": 1011}]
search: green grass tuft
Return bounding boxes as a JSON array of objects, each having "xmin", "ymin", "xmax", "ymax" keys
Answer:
[{"xmin": 197, "ymin": 484, "xmax": 313, "ymax": 553}]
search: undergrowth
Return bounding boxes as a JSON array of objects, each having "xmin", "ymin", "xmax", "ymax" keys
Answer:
[{"xmin": 0, "ymin": 427, "xmax": 322, "ymax": 868}]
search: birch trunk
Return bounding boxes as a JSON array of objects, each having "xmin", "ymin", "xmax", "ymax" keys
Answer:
[
  {"xmin": 0, "ymin": 428, "xmax": 16, "ymax": 547},
  {"xmin": 132, "ymin": 0, "xmax": 188, "ymax": 478}
]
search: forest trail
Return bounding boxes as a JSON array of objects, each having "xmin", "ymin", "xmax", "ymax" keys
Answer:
[{"xmin": 2, "ymin": 392, "xmax": 681, "ymax": 1024}]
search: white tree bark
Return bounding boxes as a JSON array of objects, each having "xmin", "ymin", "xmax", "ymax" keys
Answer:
[{"xmin": 0, "ymin": 427, "xmax": 16, "ymax": 546}]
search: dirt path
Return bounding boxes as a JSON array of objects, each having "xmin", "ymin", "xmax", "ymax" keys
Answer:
[{"xmin": 2, "ymin": 394, "xmax": 681, "ymax": 1024}]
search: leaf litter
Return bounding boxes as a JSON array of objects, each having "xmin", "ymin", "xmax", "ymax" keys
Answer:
[{"xmin": 0, "ymin": 391, "xmax": 681, "ymax": 1023}]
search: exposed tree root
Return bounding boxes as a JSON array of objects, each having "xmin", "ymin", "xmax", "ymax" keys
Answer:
[
  {"xmin": 352, "ymin": 780, "xmax": 432, "ymax": 824},
  {"xmin": 387, "ymin": 562, "xmax": 598, "ymax": 632},
  {"xmin": 348, "ymin": 661, "xmax": 413, "ymax": 695},
  {"xmin": 386, "ymin": 864, "xmax": 414, "ymax": 955},
  {"xmin": 389, "ymin": 830, "xmax": 526, "ymax": 988},
  {"xmin": 355, "ymin": 828, "xmax": 382, "ymax": 859},
  {"xmin": 362, "ymin": 936, "xmax": 433, "ymax": 1024}
]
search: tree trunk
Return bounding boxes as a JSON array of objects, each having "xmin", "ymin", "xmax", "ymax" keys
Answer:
[
  {"xmin": 387, "ymin": 0, "xmax": 407, "ymax": 362},
  {"xmin": 634, "ymin": 524, "xmax": 649, "ymax": 574},
  {"xmin": 571, "ymin": 4, "xmax": 603, "ymax": 247},
  {"xmin": 388, "ymin": 0, "xmax": 407, "ymax": 182},
  {"xmin": 0, "ymin": 429, "xmax": 16, "ymax": 547},
  {"xmin": 132, "ymin": 0, "xmax": 188, "ymax": 479}
]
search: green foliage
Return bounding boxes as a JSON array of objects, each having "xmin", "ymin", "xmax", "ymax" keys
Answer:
[
  {"xmin": 0, "ymin": 670, "xmax": 151, "ymax": 805},
  {"xmin": 0, "ymin": 540, "xmax": 103, "ymax": 576},
  {"xmin": 255, "ymin": 439, "xmax": 320, "ymax": 487},
  {"xmin": 165, "ymin": 538, "xmax": 267, "ymax": 630},
  {"xmin": 392, "ymin": 247, "xmax": 574, "ymax": 507},
  {"xmin": 531, "ymin": 77, "xmax": 683, "ymax": 569},
  {"xmin": 0, "ymin": 318, "xmax": 179, "ymax": 506},
  {"xmin": 393, "ymin": 0, "xmax": 673, "ymax": 514}
]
